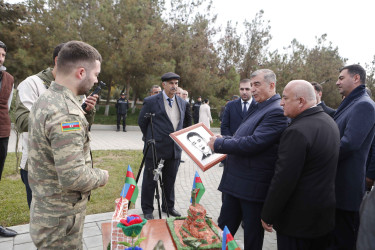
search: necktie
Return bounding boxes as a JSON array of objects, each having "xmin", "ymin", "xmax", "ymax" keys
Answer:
[
  {"xmin": 167, "ymin": 98, "xmax": 172, "ymax": 108},
  {"xmin": 243, "ymin": 101, "xmax": 248, "ymax": 115}
]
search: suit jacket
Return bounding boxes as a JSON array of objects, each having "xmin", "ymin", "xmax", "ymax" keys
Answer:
[
  {"xmin": 138, "ymin": 92, "xmax": 185, "ymax": 160},
  {"xmin": 183, "ymin": 101, "xmax": 192, "ymax": 128},
  {"xmin": 262, "ymin": 107, "xmax": 340, "ymax": 238},
  {"xmin": 318, "ymin": 101, "xmax": 336, "ymax": 117},
  {"xmin": 334, "ymin": 85, "xmax": 375, "ymax": 211},
  {"xmin": 221, "ymin": 98, "xmax": 256, "ymax": 136},
  {"xmin": 214, "ymin": 94, "xmax": 288, "ymax": 202}
]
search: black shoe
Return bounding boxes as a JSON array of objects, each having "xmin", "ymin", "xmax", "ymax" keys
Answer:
[
  {"xmin": 0, "ymin": 226, "xmax": 17, "ymax": 237},
  {"xmin": 116, "ymin": 128, "xmax": 120, "ymax": 132},
  {"xmin": 163, "ymin": 208, "xmax": 181, "ymax": 217},
  {"xmin": 123, "ymin": 128, "xmax": 127, "ymax": 132},
  {"xmin": 144, "ymin": 213, "xmax": 154, "ymax": 220}
]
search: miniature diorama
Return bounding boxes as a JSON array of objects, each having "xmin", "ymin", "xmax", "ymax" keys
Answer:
[{"xmin": 166, "ymin": 171, "xmax": 222, "ymax": 249}]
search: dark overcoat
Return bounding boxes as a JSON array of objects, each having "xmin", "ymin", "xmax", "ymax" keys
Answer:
[
  {"xmin": 262, "ymin": 107, "xmax": 340, "ymax": 238},
  {"xmin": 214, "ymin": 94, "xmax": 288, "ymax": 202},
  {"xmin": 334, "ymin": 85, "xmax": 375, "ymax": 211}
]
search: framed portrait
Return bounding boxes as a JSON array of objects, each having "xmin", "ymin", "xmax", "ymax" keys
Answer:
[{"xmin": 170, "ymin": 123, "xmax": 227, "ymax": 171}]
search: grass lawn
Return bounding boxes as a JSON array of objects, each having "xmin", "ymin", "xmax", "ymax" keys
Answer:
[{"xmin": 0, "ymin": 150, "xmax": 143, "ymax": 227}]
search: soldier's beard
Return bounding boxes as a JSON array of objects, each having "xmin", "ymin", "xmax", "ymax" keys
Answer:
[{"xmin": 77, "ymin": 77, "xmax": 94, "ymax": 96}]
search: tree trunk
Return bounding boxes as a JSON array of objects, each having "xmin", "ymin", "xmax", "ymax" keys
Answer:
[
  {"xmin": 132, "ymin": 90, "xmax": 137, "ymax": 114},
  {"xmin": 126, "ymin": 76, "xmax": 131, "ymax": 101},
  {"xmin": 104, "ymin": 80, "xmax": 112, "ymax": 116},
  {"xmin": 105, "ymin": 105, "xmax": 110, "ymax": 116}
]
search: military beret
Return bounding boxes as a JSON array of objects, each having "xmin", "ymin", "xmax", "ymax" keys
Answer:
[{"xmin": 161, "ymin": 72, "xmax": 180, "ymax": 82}]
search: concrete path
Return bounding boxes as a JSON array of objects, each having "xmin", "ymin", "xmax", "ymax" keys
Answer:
[{"xmin": 3, "ymin": 125, "xmax": 277, "ymax": 249}]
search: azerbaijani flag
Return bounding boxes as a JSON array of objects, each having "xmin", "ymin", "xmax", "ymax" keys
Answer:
[
  {"xmin": 191, "ymin": 171, "xmax": 205, "ymax": 204},
  {"xmin": 61, "ymin": 121, "xmax": 80, "ymax": 132},
  {"xmin": 222, "ymin": 226, "xmax": 241, "ymax": 250},
  {"xmin": 120, "ymin": 165, "xmax": 139, "ymax": 203}
]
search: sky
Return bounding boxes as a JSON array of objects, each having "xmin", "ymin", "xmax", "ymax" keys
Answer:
[
  {"xmin": 211, "ymin": 0, "xmax": 375, "ymax": 66},
  {"xmin": 5, "ymin": 0, "xmax": 375, "ymax": 66}
]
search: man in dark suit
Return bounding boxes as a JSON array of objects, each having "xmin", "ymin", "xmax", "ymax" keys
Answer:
[
  {"xmin": 219, "ymin": 78, "xmax": 254, "ymax": 217},
  {"xmin": 176, "ymin": 87, "xmax": 192, "ymax": 128},
  {"xmin": 261, "ymin": 80, "xmax": 340, "ymax": 250},
  {"xmin": 192, "ymin": 96, "xmax": 202, "ymax": 124},
  {"xmin": 332, "ymin": 64, "xmax": 375, "ymax": 249},
  {"xmin": 138, "ymin": 72, "xmax": 186, "ymax": 220},
  {"xmin": 221, "ymin": 78, "xmax": 254, "ymax": 137},
  {"xmin": 310, "ymin": 81, "xmax": 336, "ymax": 117},
  {"xmin": 208, "ymin": 69, "xmax": 288, "ymax": 250}
]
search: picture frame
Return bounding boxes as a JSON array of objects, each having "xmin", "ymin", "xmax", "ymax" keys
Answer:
[{"xmin": 170, "ymin": 123, "xmax": 227, "ymax": 171}]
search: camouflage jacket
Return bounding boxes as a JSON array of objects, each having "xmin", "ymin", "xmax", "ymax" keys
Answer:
[
  {"xmin": 28, "ymin": 81, "xmax": 106, "ymax": 218},
  {"xmin": 15, "ymin": 68, "xmax": 95, "ymax": 170}
]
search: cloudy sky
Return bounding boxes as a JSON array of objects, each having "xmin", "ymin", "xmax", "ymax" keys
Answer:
[
  {"xmin": 212, "ymin": 0, "xmax": 375, "ymax": 66},
  {"xmin": 5, "ymin": 0, "xmax": 375, "ymax": 66}
]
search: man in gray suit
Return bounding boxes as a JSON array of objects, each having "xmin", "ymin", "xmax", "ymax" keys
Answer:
[{"xmin": 138, "ymin": 72, "xmax": 186, "ymax": 220}]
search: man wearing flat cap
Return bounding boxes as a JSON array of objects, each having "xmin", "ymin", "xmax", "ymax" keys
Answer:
[
  {"xmin": 116, "ymin": 92, "xmax": 129, "ymax": 132},
  {"xmin": 138, "ymin": 72, "xmax": 186, "ymax": 220}
]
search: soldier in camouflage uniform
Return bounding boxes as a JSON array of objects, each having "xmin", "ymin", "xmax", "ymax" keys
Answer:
[
  {"xmin": 15, "ymin": 43, "xmax": 97, "ymax": 208},
  {"xmin": 28, "ymin": 41, "xmax": 109, "ymax": 249}
]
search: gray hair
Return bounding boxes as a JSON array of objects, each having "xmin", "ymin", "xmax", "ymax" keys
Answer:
[{"xmin": 250, "ymin": 69, "xmax": 276, "ymax": 85}]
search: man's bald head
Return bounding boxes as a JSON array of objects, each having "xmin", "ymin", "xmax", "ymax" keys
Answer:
[
  {"xmin": 176, "ymin": 87, "xmax": 183, "ymax": 97},
  {"xmin": 288, "ymin": 80, "xmax": 316, "ymax": 103},
  {"xmin": 281, "ymin": 80, "xmax": 317, "ymax": 118}
]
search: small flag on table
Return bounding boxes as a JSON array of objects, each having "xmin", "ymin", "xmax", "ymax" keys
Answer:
[
  {"xmin": 191, "ymin": 171, "xmax": 205, "ymax": 204},
  {"xmin": 120, "ymin": 165, "xmax": 139, "ymax": 203},
  {"xmin": 222, "ymin": 226, "xmax": 241, "ymax": 250}
]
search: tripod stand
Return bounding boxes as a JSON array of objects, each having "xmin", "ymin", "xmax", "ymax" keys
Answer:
[{"xmin": 129, "ymin": 113, "xmax": 169, "ymax": 219}]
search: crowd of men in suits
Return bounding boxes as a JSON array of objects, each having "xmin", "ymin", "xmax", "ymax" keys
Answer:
[{"xmin": 139, "ymin": 65, "xmax": 375, "ymax": 250}]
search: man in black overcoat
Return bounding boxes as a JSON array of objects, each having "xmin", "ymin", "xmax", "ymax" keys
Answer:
[{"xmin": 261, "ymin": 80, "xmax": 340, "ymax": 250}]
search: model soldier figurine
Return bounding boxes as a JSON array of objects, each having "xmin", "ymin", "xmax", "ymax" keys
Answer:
[
  {"xmin": 192, "ymin": 188, "xmax": 198, "ymax": 206},
  {"xmin": 116, "ymin": 92, "xmax": 129, "ymax": 132}
]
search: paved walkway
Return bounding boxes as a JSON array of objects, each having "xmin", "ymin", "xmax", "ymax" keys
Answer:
[{"xmin": 3, "ymin": 125, "xmax": 277, "ymax": 250}]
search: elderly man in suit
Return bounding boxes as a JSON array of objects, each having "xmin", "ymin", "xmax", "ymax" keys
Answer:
[
  {"xmin": 261, "ymin": 80, "xmax": 340, "ymax": 250},
  {"xmin": 138, "ymin": 72, "xmax": 186, "ymax": 220},
  {"xmin": 208, "ymin": 69, "xmax": 288, "ymax": 250},
  {"xmin": 219, "ymin": 78, "xmax": 254, "ymax": 216},
  {"xmin": 332, "ymin": 64, "xmax": 375, "ymax": 249},
  {"xmin": 310, "ymin": 81, "xmax": 336, "ymax": 117},
  {"xmin": 221, "ymin": 78, "xmax": 254, "ymax": 137}
]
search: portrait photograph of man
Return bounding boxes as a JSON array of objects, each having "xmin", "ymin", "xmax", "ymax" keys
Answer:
[{"xmin": 171, "ymin": 123, "xmax": 226, "ymax": 171}]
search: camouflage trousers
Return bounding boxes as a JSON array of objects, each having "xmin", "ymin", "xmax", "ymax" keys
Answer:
[{"xmin": 30, "ymin": 210, "xmax": 86, "ymax": 249}]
